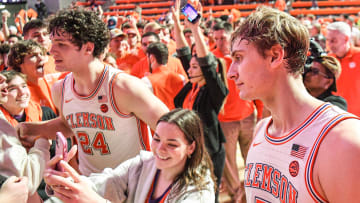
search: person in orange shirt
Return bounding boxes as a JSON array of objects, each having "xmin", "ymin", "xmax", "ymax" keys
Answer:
[
  {"xmin": 131, "ymin": 32, "xmax": 187, "ymax": 79},
  {"xmin": 141, "ymin": 42, "xmax": 186, "ymax": 110},
  {"xmin": 109, "ymin": 28, "xmax": 139, "ymax": 73},
  {"xmin": 23, "ymin": 19, "xmax": 58, "ymax": 75},
  {"xmin": 7, "ymin": 40, "xmax": 58, "ymax": 115},
  {"xmin": 326, "ymin": 21, "xmax": 360, "ymax": 116},
  {"xmin": 212, "ymin": 21, "xmax": 256, "ymax": 202}
]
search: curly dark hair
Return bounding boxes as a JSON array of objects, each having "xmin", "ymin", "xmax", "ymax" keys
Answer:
[
  {"xmin": 7, "ymin": 40, "xmax": 46, "ymax": 72},
  {"xmin": 48, "ymin": 9, "xmax": 110, "ymax": 57}
]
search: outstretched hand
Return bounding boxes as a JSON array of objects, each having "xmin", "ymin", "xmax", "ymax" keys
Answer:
[
  {"xmin": 184, "ymin": 2, "xmax": 203, "ymax": 29},
  {"xmin": 171, "ymin": 0, "xmax": 181, "ymax": 23},
  {"xmin": 44, "ymin": 145, "xmax": 106, "ymax": 203}
]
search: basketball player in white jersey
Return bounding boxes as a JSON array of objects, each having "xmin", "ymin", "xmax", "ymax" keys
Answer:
[
  {"xmin": 227, "ymin": 6, "xmax": 360, "ymax": 203},
  {"xmin": 17, "ymin": 9, "xmax": 169, "ymax": 176}
]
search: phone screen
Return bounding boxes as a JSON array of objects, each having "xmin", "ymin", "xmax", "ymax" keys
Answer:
[{"xmin": 181, "ymin": 3, "xmax": 200, "ymax": 23}]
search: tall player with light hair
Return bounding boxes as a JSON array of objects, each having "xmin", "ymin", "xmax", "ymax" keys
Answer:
[{"xmin": 228, "ymin": 6, "xmax": 360, "ymax": 202}]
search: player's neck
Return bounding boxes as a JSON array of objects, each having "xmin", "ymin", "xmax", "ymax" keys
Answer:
[
  {"xmin": 265, "ymin": 75, "xmax": 323, "ymax": 137},
  {"xmin": 72, "ymin": 59, "xmax": 105, "ymax": 96}
]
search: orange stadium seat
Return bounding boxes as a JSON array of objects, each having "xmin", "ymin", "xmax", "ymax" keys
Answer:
[{"xmin": 102, "ymin": 0, "xmax": 360, "ymax": 21}]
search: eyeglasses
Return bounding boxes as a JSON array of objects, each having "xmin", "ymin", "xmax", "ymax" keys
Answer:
[{"xmin": 308, "ymin": 67, "xmax": 331, "ymax": 79}]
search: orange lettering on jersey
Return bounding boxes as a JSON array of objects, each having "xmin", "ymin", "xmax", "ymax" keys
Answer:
[
  {"xmin": 97, "ymin": 115, "xmax": 105, "ymax": 130},
  {"xmin": 261, "ymin": 165, "xmax": 273, "ymax": 192},
  {"xmin": 104, "ymin": 117, "xmax": 115, "ymax": 131},
  {"xmin": 90, "ymin": 113, "xmax": 97, "ymax": 128},
  {"xmin": 78, "ymin": 131, "xmax": 92, "ymax": 154},
  {"xmin": 66, "ymin": 114, "xmax": 76, "ymax": 128},
  {"xmin": 245, "ymin": 163, "xmax": 253, "ymax": 187},
  {"xmin": 272, "ymin": 169, "xmax": 281, "ymax": 197},
  {"xmin": 76, "ymin": 112, "xmax": 82, "ymax": 128},
  {"xmin": 279, "ymin": 176, "xmax": 288, "ymax": 203},
  {"xmin": 66, "ymin": 113, "xmax": 115, "ymax": 131},
  {"xmin": 252, "ymin": 164, "xmax": 262, "ymax": 188},
  {"xmin": 288, "ymin": 182, "xmax": 298, "ymax": 203},
  {"xmin": 82, "ymin": 112, "xmax": 90, "ymax": 127},
  {"xmin": 245, "ymin": 162, "xmax": 298, "ymax": 202}
]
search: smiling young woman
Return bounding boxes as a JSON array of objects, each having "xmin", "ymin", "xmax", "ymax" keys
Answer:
[{"xmin": 44, "ymin": 109, "xmax": 216, "ymax": 203}]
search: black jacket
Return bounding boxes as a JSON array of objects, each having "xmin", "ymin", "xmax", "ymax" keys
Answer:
[
  {"xmin": 174, "ymin": 47, "xmax": 229, "ymax": 155},
  {"xmin": 318, "ymin": 89, "xmax": 348, "ymax": 111}
]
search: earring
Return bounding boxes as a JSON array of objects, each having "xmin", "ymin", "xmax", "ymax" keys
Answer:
[{"xmin": 187, "ymin": 154, "xmax": 191, "ymax": 159}]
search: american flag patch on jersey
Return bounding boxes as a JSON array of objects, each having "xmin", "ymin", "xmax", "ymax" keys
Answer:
[
  {"xmin": 98, "ymin": 95, "xmax": 108, "ymax": 103},
  {"xmin": 291, "ymin": 144, "xmax": 308, "ymax": 159}
]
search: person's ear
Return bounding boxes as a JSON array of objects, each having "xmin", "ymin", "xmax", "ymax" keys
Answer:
[
  {"xmin": 324, "ymin": 77, "xmax": 334, "ymax": 90},
  {"xmin": 187, "ymin": 141, "xmax": 196, "ymax": 156},
  {"xmin": 149, "ymin": 54, "xmax": 156, "ymax": 63},
  {"xmin": 269, "ymin": 44, "xmax": 285, "ymax": 68},
  {"xmin": 84, "ymin": 42, "xmax": 95, "ymax": 55}
]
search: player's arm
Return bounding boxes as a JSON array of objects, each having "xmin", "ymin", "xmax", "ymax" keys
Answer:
[
  {"xmin": 17, "ymin": 80, "xmax": 73, "ymax": 140},
  {"xmin": 112, "ymin": 74, "xmax": 169, "ymax": 130},
  {"xmin": 314, "ymin": 118, "xmax": 360, "ymax": 202}
]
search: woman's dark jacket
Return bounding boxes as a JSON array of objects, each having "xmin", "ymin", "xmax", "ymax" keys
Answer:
[{"xmin": 174, "ymin": 47, "xmax": 229, "ymax": 155}]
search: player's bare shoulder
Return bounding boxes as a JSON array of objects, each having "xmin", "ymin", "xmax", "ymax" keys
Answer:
[
  {"xmin": 321, "ymin": 117, "xmax": 360, "ymax": 152},
  {"xmin": 314, "ymin": 117, "xmax": 360, "ymax": 202},
  {"xmin": 112, "ymin": 72, "xmax": 148, "ymax": 94}
]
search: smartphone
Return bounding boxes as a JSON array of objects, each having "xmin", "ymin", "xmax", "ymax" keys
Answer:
[
  {"xmin": 181, "ymin": 3, "xmax": 201, "ymax": 23},
  {"xmin": 55, "ymin": 132, "xmax": 68, "ymax": 171}
]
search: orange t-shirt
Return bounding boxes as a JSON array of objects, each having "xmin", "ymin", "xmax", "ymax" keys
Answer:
[
  {"xmin": 330, "ymin": 46, "xmax": 360, "ymax": 116},
  {"xmin": 212, "ymin": 48, "xmax": 255, "ymax": 121},
  {"xmin": 136, "ymin": 48, "xmax": 146, "ymax": 59},
  {"xmin": 131, "ymin": 56, "xmax": 187, "ymax": 79},
  {"xmin": 116, "ymin": 53, "xmax": 141, "ymax": 74},
  {"xmin": 28, "ymin": 78, "xmax": 57, "ymax": 115},
  {"xmin": 146, "ymin": 66, "xmax": 185, "ymax": 110},
  {"xmin": 182, "ymin": 83, "xmax": 201, "ymax": 110}
]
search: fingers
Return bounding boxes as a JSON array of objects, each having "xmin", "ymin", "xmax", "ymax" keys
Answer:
[
  {"xmin": 61, "ymin": 160, "xmax": 81, "ymax": 183},
  {"xmin": 65, "ymin": 145, "xmax": 78, "ymax": 162},
  {"xmin": 44, "ymin": 169, "xmax": 75, "ymax": 191},
  {"xmin": 175, "ymin": 0, "xmax": 180, "ymax": 10},
  {"xmin": 198, "ymin": 2, "xmax": 203, "ymax": 15},
  {"xmin": 6, "ymin": 176, "xmax": 20, "ymax": 183},
  {"xmin": 53, "ymin": 188, "xmax": 72, "ymax": 202},
  {"xmin": 17, "ymin": 176, "xmax": 29, "ymax": 184},
  {"xmin": 47, "ymin": 154, "xmax": 64, "ymax": 169}
]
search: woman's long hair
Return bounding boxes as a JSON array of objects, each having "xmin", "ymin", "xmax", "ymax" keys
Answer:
[{"xmin": 157, "ymin": 108, "xmax": 216, "ymax": 198}]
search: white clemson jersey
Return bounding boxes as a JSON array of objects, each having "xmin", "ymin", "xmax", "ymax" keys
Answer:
[
  {"xmin": 245, "ymin": 103, "xmax": 358, "ymax": 203},
  {"xmin": 61, "ymin": 65, "xmax": 150, "ymax": 176}
]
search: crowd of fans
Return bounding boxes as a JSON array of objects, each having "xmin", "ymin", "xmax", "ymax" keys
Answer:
[{"xmin": 0, "ymin": 0, "xmax": 359, "ymax": 202}]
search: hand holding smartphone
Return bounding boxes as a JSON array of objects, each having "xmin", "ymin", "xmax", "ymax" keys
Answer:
[
  {"xmin": 55, "ymin": 132, "xmax": 68, "ymax": 171},
  {"xmin": 181, "ymin": 3, "xmax": 201, "ymax": 24}
]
